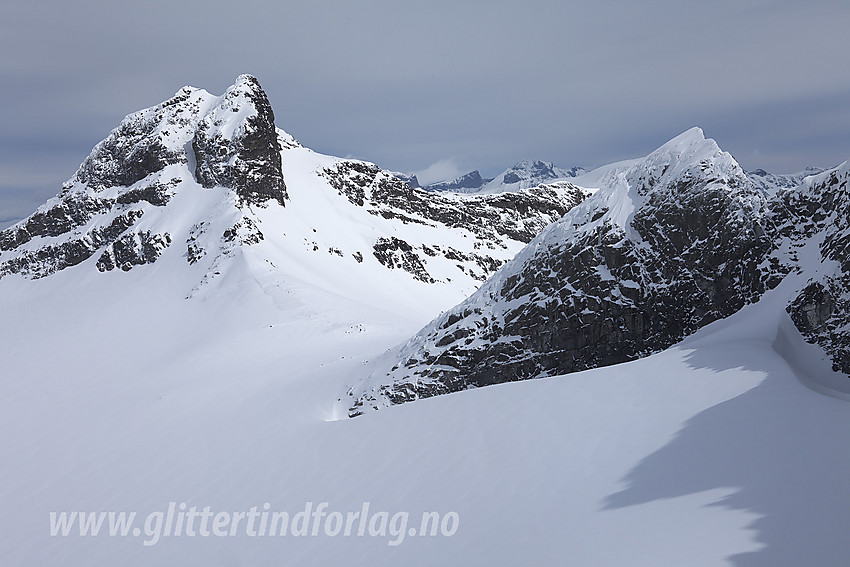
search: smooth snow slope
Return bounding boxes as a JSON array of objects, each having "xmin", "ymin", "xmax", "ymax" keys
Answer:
[{"xmin": 1, "ymin": 249, "xmax": 847, "ymax": 567}]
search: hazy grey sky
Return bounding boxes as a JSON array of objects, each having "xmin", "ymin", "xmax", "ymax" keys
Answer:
[{"xmin": 2, "ymin": 0, "xmax": 849, "ymax": 223}]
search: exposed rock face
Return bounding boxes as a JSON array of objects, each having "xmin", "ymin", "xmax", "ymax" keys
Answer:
[
  {"xmin": 1, "ymin": 210, "xmax": 145, "ymax": 278},
  {"xmin": 115, "ymin": 178, "xmax": 180, "ymax": 207},
  {"xmin": 0, "ymin": 194, "xmax": 114, "ymax": 251},
  {"xmin": 74, "ymin": 110, "xmax": 186, "ymax": 191},
  {"xmin": 96, "ymin": 231, "xmax": 172, "ymax": 272},
  {"xmin": 321, "ymin": 163, "xmax": 589, "ymax": 241},
  {"xmin": 192, "ymin": 75, "xmax": 287, "ymax": 207},
  {"xmin": 775, "ymin": 165, "xmax": 850, "ymax": 374},
  {"xmin": 373, "ymin": 237, "xmax": 435, "ymax": 283},
  {"xmin": 345, "ymin": 129, "xmax": 849, "ymax": 415}
]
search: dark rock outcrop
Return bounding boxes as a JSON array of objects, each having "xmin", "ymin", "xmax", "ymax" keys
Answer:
[
  {"xmin": 96, "ymin": 231, "xmax": 172, "ymax": 272},
  {"xmin": 0, "ymin": 194, "xmax": 114, "ymax": 251},
  {"xmin": 192, "ymin": 75, "xmax": 287, "ymax": 207},
  {"xmin": 373, "ymin": 237, "xmax": 435, "ymax": 283},
  {"xmin": 322, "ymin": 161, "xmax": 590, "ymax": 242},
  {"xmin": 1, "ymin": 210, "xmax": 144, "ymax": 279}
]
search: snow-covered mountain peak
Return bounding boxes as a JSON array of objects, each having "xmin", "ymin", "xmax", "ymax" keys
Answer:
[
  {"xmin": 551, "ymin": 127, "xmax": 756, "ymax": 244},
  {"xmin": 625, "ymin": 127, "xmax": 748, "ymax": 196},
  {"xmin": 68, "ymin": 74, "xmax": 288, "ymax": 208},
  {"xmin": 345, "ymin": 120, "xmax": 850, "ymax": 415},
  {"xmin": 652, "ymin": 125, "xmax": 710, "ymax": 152},
  {"xmin": 0, "ymin": 76, "xmax": 593, "ymax": 313}
]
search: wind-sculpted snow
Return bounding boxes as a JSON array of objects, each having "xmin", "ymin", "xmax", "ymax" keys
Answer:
[{"xmin": 346, "ymin": 128, "xmax": 850, "ymax": 415}]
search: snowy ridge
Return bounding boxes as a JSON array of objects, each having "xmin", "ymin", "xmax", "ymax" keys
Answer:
[{"xmin": 345, "ymin": 128, "xmax": 849, "ymax": 415}]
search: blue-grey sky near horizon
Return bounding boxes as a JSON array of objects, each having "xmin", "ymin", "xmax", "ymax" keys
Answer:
[{"xmin": 1, "ymin": 0, "xmax": 849, "ymax": 225}]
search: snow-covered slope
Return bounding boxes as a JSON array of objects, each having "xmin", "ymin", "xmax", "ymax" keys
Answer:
[
  {"xmin": 345, "ymin": 128, "xmax": 850, "ymax": 414},
  {"xmin": 2, "ymin": 216, "xmax": 849, "ymax": 567}
]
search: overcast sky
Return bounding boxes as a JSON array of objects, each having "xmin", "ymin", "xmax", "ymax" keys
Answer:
[{"xmin": 2, "ymin": 0, "xmax": 849, "ymax": 224}]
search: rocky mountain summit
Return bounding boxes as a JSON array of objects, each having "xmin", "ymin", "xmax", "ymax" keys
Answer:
[
  {"xmin": 0, "ymin": 75, "xmax": 290, "ymax": 279},
  {"xmin": 346, "ymin": 128, "xmax": 849, "ymax": 415}
]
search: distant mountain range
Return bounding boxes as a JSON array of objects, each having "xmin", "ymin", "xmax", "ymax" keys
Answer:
[{"xmin": 402, "ymin": 161, "xmax": 586, "ymax": 194}]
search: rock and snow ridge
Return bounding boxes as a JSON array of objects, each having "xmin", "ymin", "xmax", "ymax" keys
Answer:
[
  {"xmin": 0, "ymin": 75, "xmax": 592, "ymax": 305},
  {"xmin": 747, "ymin": 166, "xmax": 826, "ymax": 195},
  {"xmin": 422, "ymin": 161, "xmax": 586, "ymax": 194},
  {"xmin": 345, "ymin": 127, "xmax": 850, "ymax": 415},
  {"xmin": 479, "ymin": 160, "xmax": 586, "ymax": 193}
]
